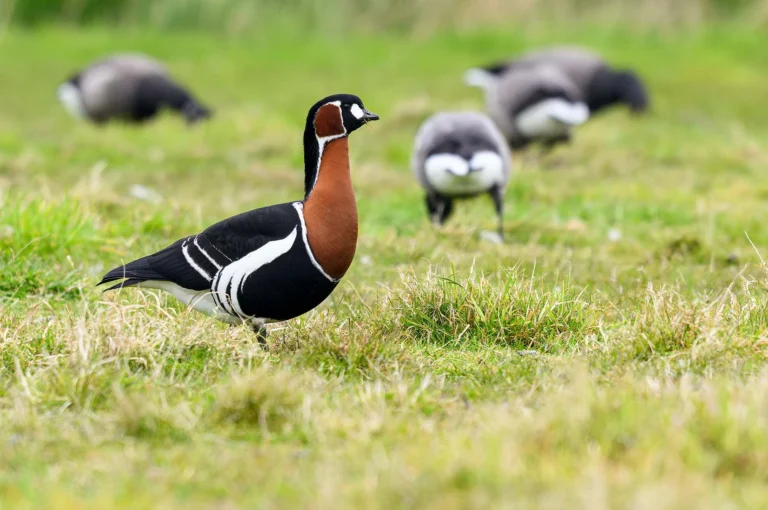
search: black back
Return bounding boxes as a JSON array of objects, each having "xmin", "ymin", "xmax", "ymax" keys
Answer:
[
  {"xmin": 510, "ymin": 86, "xmax": 575, "ymax": 118},
  {"xmin": 132, "ymin": 74, "xmax": 212, "ymax": 123}
]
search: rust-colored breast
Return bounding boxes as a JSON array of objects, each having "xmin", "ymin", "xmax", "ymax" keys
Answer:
[
  {"xmin": 314, "ymin": 104, "xmax": 345, "ymax": 137},
  {"xmin": 303, "ymin": 137, "xmax": 358, "ymax": 279}
]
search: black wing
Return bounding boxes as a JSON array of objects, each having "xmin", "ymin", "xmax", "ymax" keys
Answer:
[
  {"xmin": 98, "ymin": 202, "xmax": 299, "ymax": 292},
  {"xmin": 510, "ymin": 86, "xmax": 575, "ymax": 118}
]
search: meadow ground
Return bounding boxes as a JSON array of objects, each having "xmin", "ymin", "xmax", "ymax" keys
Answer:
[{"xmin": 1, "ymin": 25, "xmax": 768, "ymax": 508}]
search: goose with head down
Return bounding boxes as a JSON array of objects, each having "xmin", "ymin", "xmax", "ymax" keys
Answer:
[
  {"xmin": 465, "ymin": 64, "xmax": 589, "ymax": 151},
  {"xmin": 475, "ymin": 46, "xmax": 649, "ymax": 116},
  {"xmin": 58, "ymin": 53, "xmax": 212, "ymax": 125}
]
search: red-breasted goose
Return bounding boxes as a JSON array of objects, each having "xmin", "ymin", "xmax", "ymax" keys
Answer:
[
  {"xmin": 412, "ymin": 111, "xmax": 512, "ymax": 243},
  {"xmin": 98, "ymin": 94, "xmax": 379, "ymax": 340},
  {"xmin": 474, "ymin": 46, "xmax": 649, "ymax": 115},
  {"xmin": 464, "ymin": 64, "xmax": 589, "ymax": 151},
  {"xmin": 58, "ymin": 53, "xmax": 212, "ymax": 125}
]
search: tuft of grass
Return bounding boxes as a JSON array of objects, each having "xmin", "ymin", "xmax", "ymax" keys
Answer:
[
  {"xmin": 111, "ymin": 385, "xmax": 194, "ymax": 440},
  {"xmin": 623, "ymin": 283, "xmax": 768, "ymax": 362},
  {"xmin": 210, "ymin": 368, "xmax": 311, "ymax": 439},
  {"xmin": 392, "ymin": 267, "xmax": 596, "ymax": 351}
]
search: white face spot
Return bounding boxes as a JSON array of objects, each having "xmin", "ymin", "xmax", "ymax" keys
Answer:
[
  {"xmin": 349, "ymin": 103, "xmax": 364, "ymax": 120},
  {"xmin": 57, "ymin": 83, "xmax": 87, "ymax": 119},
  {"xmin": 424, "ymin": 151, "xmax": 503, "ymax": 196},
  {"xmin": 515, "ymin": 98, "xmax": 589, "ymax": 139}
]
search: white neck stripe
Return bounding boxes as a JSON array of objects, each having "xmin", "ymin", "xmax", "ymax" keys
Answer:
[{"xmin": 292, "ymin": 202, "xmax": 337, "ymax": 283}]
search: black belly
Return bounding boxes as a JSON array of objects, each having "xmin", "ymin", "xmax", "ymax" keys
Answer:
[{"xmin": 235, "ymin": 241, "xmax": 339, "ymax": 322}]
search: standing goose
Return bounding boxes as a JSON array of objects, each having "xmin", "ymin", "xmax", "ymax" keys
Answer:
[
  {"xmin": 474, "ymin": 46, "xmax": 649, "ymax": 115},
  {"xmin": 464, "ymin": 64, "xmax": 589, "ymax": 150},
  {"xmin": 98, "ymin": 94, "xmax": 379, "ymax": 340},
  {"xmin": 58, "ymin": 53, "xmax": 212, "ymax": 125},
  {"xmin": 412, "ymin": 111, "xmax": 512, "ymax": 243}
]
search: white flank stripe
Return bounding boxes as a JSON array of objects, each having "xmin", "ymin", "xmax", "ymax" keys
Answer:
[
  {"xmin": 292, "ymin": 202, "xmax": 336, "ymax": 283},
  {"xmin": 516, "ymin": 98, "xmax": 590, "ymax": 140},
  {"xmin": 182, "ymin": 240, "xmax": 212, "ymax": 281},
  {"xmin": 194, "ymin": 236, "xmax": 222, "ymax": 270},
  {"xmin": 209, "ymin": 242, "xmax": 233, "ymax": 262},
  {"xmin": 212, "ymin": 227, "xmax": 298, "ymax": 317}
]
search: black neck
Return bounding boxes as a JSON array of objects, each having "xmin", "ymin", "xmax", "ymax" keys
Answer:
[{"xmin": 302, "ymin": 122, "xmax": 321, "ymax": 199}]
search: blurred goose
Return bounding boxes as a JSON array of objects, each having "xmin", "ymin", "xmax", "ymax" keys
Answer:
[
  {"xmin": 98, "ymin": 94, "xmax": 379, "ymax": 341},
  {"xmin": 58, "ymin": 53, "xmax": 212, "ymax": 125},
  {"xmin": 412, "ymin": 111, "xmax": 512, "ymax": 242},
  {"xmin": 476, "ymin": 46, "xmax": 648, "ymax": 115},
  {"xmin": 464, "ymin": 64, "xmax": 589, "ymax": 150}
]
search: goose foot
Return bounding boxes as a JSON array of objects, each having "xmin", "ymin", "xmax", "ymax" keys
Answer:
[{"xmin": 250, "ymin": 323, "xmax": 268, "ymax": 347}]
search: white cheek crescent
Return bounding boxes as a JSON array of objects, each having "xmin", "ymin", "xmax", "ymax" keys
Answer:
[
  {"xmin": 424, "ymin": 151, "xmax": 503, "ymax": 195},
  {"xmin": 57, "ymin": 83, "xmax": 87, "ymax": 119},
  {"xmin": 350, "ymin": 103, "xmax": 364, "ymax": 120}
]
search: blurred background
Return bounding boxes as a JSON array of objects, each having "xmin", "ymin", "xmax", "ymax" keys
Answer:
[{"xmin": 5, "ymin": 0, "xmax": 768, "ymax": 33}]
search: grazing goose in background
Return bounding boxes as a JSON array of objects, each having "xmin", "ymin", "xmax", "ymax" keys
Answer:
[
  {"xmin": 464, "ymin": 64, "xmax": 589, "ymax": 150},
  {"xmin": 98, "ymin": 94, "xmax": 379, "ymax": 341},
  {"xmin": 412, "ymin": 111, "xmax": 512, "ymax": 243},
  {"xmin": 476, "ymin": 46, "xmax": 649, "ymax": 115},
  {"xmin": 57, "ymin": 53, "xmax": 212, "ymax": 125}
]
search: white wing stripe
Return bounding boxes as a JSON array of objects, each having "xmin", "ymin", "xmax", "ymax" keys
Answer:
[
  {"xmin": 292, "ymin": 202, "xmax": 337, "ymax": 283},
  {"xmin": 193, "ymin": 236, "xmax": 223, "ymax": 270},
  {"xmin": 212, "ymin": 227, "xmax": 299, "ymax": 318},
  {"xmin": 182, "ymin": 240, "xmax": 212, "ymax": 282}
]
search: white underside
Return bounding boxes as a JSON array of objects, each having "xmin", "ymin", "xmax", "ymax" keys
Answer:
[
  {"xmin": 424, "ymin": 151, "xmax": 504, "ymax": 195},
  {"xmin": 57, "ymin": 83, "xmax": 88, "ymax": 119},
  {"xmin": 138, "ymin": 280, "xmax": 250, "ymax": 325},
  {"xmin": 515, "ymin": 99, "xmax": 589, "ymax": 139}
]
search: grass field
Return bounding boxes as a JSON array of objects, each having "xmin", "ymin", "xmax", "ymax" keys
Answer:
[{"xmin": 2, "ymin": 24, "xmax": 768, "ymax": 508}]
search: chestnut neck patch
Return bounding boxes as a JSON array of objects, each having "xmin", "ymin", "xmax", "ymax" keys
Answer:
[
  {"xmin": 302, "ymin": 137, "xmax": 357, "ymax": 280},
  {"xmin": 314, "ymin": 103, "xmax": 346, "ymax": 138}
]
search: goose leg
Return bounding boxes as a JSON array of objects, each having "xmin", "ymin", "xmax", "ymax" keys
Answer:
[
  {"xmin": 250, "ymin": 322, "xmax": 268, "ymax": 346},
  {"xmin": 490, "ymin": 185, "xmax": 505, "ymax": 241},
  {"xmin": 541, "ymin": 133, "xmax": 571, "ymax": 155},
  {"xmin": 425, "ymin": 194, "xmax": 454, "ymax": 227}
]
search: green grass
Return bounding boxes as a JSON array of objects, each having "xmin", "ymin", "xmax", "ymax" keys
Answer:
[{"xmin": 1, "ymin": 24, "xmax": 768, "ymax": 508}]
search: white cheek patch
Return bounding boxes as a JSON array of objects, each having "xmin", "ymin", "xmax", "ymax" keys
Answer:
[
  {"xmin": 515, "ymin": 98, "xmax": 589, "ymax": 139},
  {"xmin": 57, "ymin": 83, "xmax": 87, "ymax": 119},
  {"xmin": 469, "ymin": 151, "xmax": 504, "ymax": 176},
  {"xmin": 350, "ymin": 103, "xmax": 364, "ymax": 120},
  {"xmin": 425, "ymin": 154, "xmax": 470, "ymax": 177},
  {"xmin": 424, "ymin": 152, "xmax": 503, "ymax": 195}
]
